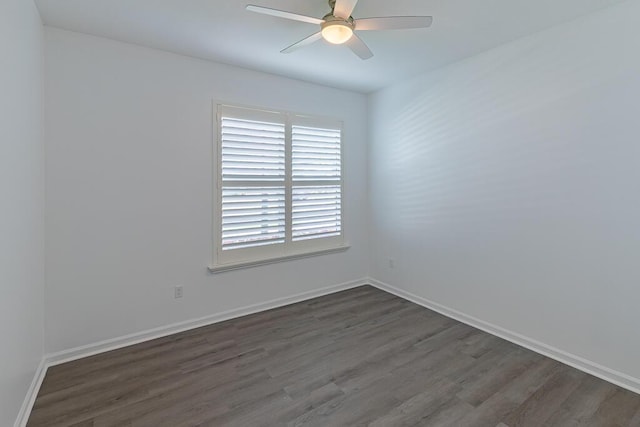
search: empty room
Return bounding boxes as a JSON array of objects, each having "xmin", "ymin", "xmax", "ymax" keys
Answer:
[{"xmin": 3, "ymin": 0, "xmax": 640, "ymax": 425}]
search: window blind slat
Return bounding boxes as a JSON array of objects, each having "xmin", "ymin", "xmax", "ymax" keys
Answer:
[
  {"xmin": 222, "ymin": 218, "xmax": 286, "ymax": 228},
  {"xmin": 222, "ymin": 237, "xmax": 284, "ymax": 251},
  {"xmin": 221, "ymin": 136, "xmax": 283, "ymax": 145},
  {"xmin": 292, "ymin": 147, "xmax": 340, "ymax": 154},
  {"xmin": 222, "ymin": 167, "xmax": 285, "ymax": 175},
  {"xmin": 292, "ymin": 162, "xmax": 341, "ymax": 168},
  {"xmin": 293, "ymin": 128, "xmax": 340, "ymax": 137},
  {"xmin": 290, "ymin": 207, "xmax": 341, "ymax": 216},
  {"xmin": 293, "ymin": 221, "xmax": 342, "ymax": 232},
  {"xmin": 292, "ymin": 231, "xmax": 342, "ymax": 242},
  {"xmin": 222, "ymin": 149, "xmax": 283, "ymax": 158},
  {"xmin": 293, "ymin": 215, "xmax": 341, "ymax": 225},
  {"xmin": 223, "ymin": 155, "xmax": 284, "ymax": 163}
]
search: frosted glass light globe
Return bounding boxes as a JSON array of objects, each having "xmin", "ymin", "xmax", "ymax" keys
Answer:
[{"xmin": 321, "ymin": 22, "xmax": 353, "ymax": 44}]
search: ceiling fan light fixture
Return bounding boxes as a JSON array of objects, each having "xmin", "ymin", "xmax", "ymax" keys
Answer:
[
  {"xmin": 321, "ymin": 21, "xmax": 353, "ymax": 44},
  {"xmin": 246, "ymin": 0, "xmax": 433, "ymax": 60}
]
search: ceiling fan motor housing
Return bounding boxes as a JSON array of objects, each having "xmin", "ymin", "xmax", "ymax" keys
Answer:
[{"xmin": 322, "ymin": 14, "xmax": 354, "ymax": 27}]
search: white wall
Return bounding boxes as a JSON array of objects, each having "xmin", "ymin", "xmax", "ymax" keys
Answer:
[
  {"xmin": 0, "ymin": 0, "xmax": 45, "ymax": 425},
  {"xmin": 369, "ymin": 0, "xmax": 640, "ymax": 384},
  {"xmin": 44, "ymin": 29, "xmax": 368, "ymax": 354}
]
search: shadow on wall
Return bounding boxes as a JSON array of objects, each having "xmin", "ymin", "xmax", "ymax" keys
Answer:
[{"xmin": 379, "ymin": 13, "xmax": 640, "ymax": 233}]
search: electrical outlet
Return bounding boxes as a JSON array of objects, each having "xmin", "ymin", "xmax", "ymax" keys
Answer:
[
  {"xmin": 174, "ymin": 285, "xmax": 183, "ymax": 299},
  {"xmin": 389, "ymin": 259, "xmax": 395, "ymax": 268}
]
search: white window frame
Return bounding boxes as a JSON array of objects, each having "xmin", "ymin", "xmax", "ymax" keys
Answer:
[{"xmin": 210, "ymin": 103, "xmax": 348, "ymax": 272}]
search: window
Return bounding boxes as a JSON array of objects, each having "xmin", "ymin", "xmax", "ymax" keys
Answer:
[{"xmin": 212, "ymin": 104, "xmax": 345, "ymax": 270}]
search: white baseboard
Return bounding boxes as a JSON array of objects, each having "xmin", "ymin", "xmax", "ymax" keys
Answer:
[
  {"xmin": 366, "ymin": 277, "xmax": 640, "ymax": 395},
  {"xmin": 46, "ymin": 278, "xmax": 368, "ymax": 367},
  {"xmin": 14, "ymin": 357, "xmax": 47, "ymax": 427}
]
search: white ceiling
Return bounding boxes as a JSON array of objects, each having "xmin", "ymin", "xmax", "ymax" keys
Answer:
[{"xmin": 35, "ymin": 0, "xmax": 627, "ymax": 93}]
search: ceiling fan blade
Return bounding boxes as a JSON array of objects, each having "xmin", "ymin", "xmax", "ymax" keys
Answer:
[
  {"xmin": 333, "ymin": 0, "xmax": 359, "ymax": 19},
  {"xmin": 346, "ymin": 33, "xmax": 373, "ymax": 60},
  {"xmin": 281, "ymin": 32, "xmax": 323, "ymax": 54},
  {"xmin": 246, "ymin": 5, "xmax": 324, "ymax": 25},
  {"xmin": 354, "ymin": 16, "xmax": 433, "ymax": 31}
]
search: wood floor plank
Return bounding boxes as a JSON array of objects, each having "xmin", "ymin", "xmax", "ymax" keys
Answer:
[
  {"xmin": 502, "ymin": 368, "xmax": 586, "ymax": 426},
  {"xmin": 453, "ymin": 358, "xmax": 563, "ymax": 427},
  {"xmin": 368, "ymin": 377, "xmax": 466, "ymax": 427},
  {"xmin": 456, "ymin": 348, "xmax": 541, "ymax": 407},
  {"xmin": 27, "ymin": 286, "xmax": 640, "ymax": 426},
  {"xmin": 542, "ymin": 375, "xmax": 617, "ymax": 427},
  {"xmin": 583, "ymin": 387, "xmax": 640, "ymax": 426}
]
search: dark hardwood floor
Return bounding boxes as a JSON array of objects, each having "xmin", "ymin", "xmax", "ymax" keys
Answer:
[{"xmin": 28, "ymin": 286, "xmax": 640, "ymax": 426}]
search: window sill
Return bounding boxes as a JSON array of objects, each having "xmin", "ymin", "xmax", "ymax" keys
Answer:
[{"xmin": 208, "ymin": 244, "xmax": 350, "ymax": 274}]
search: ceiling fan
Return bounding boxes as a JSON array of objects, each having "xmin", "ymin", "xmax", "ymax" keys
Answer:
[{"xmin": 246, "ymin": 0, "xmax": 433, "ymax": 60}]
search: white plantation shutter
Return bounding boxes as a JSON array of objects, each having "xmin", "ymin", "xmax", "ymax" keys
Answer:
[
  {"xmin": 214, "ymin": 105, "xmax": 344, "ymax": 268},
  {"xmin": 219, "ymin": 107, "xmax": 286, "ymax": 254},
  {"xmin": 292, "ymin": 125, "xmax": 341, "ymax": 181},
  {"xmin": 292, "ymin": 125, "xmax": 342, "ymax": 241}
]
